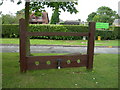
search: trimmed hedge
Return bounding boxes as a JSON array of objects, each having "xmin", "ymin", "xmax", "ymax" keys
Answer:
[
  {"xmin": 113, "ymin": 27, "xmax": 120, "ymax": 39},
  {"xmin": 95, "ymin": 30, "xmax": 116, "ymax": 40},
  {"xmin": 1, "ymin": 24, "xmax": 120, "ymax": 40},
  {"xmin": 29, "ymin": 24, "xmax": 88, "ymax": 40},
  {"xmin": 2, "ymin": 24, "xmax": 19, "ymax": 38}
]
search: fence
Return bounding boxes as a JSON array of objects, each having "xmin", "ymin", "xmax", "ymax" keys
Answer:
[{"xmin": 19, "ymin": 18, "xmax": 95, "ymax": 72}]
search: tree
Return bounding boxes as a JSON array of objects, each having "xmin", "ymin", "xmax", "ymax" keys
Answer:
[
  {"xmin": 87, "ymin": 12, "xmax": 96, "ymax": 22},
  {"xmin": 50, "ymin": 8, "xmax": 60, "ymax": 24},
  {"xmin": 87, "ymin": 6, "xmax": 119, "ymax": 25},
  {"xmin": 1, "ymin": 9, "xmax": 25, "ymax": 24},
  {"xmin": 16, "ymin": 9, "xmax": 25, "ymax": 17},
  {"xmin": 2, "ymin": 14, "xmax": 16, "ymax": 24},
  {"xmin": 1, "ymin": 0, "xmax": 31, "ymax": 56},
  {"xmin": 30, "ymin": 1, "xmax": 78, "ymax": 24},
  {"xmin": 93, "ymin": 14, "xmax": 114, "ymax": 24},
  {"xmin": 14, "ymin": 9, "xmax": 25, "ymax": 24}
]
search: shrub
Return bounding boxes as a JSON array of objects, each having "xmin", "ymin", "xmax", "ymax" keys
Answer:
[
  {"xmin": 2, "ymin": 24, "xmax": 19, "ymax": 38},
  {"xmin": 29, "ymin": 24, "xmax": 88, "ymax": 40},
  {"xmin": 2, "ymin": 24, "xmax": 120, "ymax": 40},
  {"xmin": 113, "ymin": 27, "xmax": 120, "ymax": 39},
  {"xmin": 95, "ymin": 30, "xmax": 117, "ymax": 40}
]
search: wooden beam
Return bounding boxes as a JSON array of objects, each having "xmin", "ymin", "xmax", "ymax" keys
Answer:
[
  {"xmin": 87, "ymin": 22, "xmax": 95, "ymax": 69},
  {"xmin": 19, "ymin": 18, "xmax": 27, "ymax": 72}
]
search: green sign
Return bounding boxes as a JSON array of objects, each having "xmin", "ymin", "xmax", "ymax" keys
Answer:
[{"xmin": 96, "ymin": 22, "xmax": 109, "ymax": 29}]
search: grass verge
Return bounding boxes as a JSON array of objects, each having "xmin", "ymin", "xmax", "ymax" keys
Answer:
[
  {"xmin": 2, "ymin": 53, "xmax": 118, "ymax": 88},
  {"xmin": 0, "ymin": 38, "xmax": 119, "ymax": 46}
]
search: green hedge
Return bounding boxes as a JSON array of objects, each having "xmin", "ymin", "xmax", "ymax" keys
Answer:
[
  {"xmin": 29, "ymin": 24, "xmax": 88, "ymax": 40},
  {"xmin": 2, "ymin": 24, "xmax": 19, "ymax": 38},
  {"xmin": 95, "ymin": 30, "xmax": 116, "ymax": 40},
  {"xmin": 2, "ymin": 24, "xmax": 120, "ymax": 40},
  {"xmin": 113, "ymin": 27, "xmax": 120, "ymax": 39}
]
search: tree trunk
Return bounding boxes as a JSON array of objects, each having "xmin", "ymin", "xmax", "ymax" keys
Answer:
[{"xmin": 25, "ymin": 1, "xmax": 30, "ymax": 56}]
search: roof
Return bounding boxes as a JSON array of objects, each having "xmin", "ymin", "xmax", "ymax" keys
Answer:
[{"xmin": 29, "ymin": 12, "xmax": 49, "ymax": 24}]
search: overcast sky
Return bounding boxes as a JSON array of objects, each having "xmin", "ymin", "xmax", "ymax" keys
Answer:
[{"xmin": 0, "ymin": 0, "xmax": 119, "ymax": 21}]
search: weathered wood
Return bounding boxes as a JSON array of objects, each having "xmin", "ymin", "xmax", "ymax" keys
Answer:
[
  {"xmin": 26, "ymin": 54, "xmax": 87, "ymax": 61},
  {"xmin": 26, "ymin": 54, "xmax": 87, "ymax": 70},
  {"xmin": 87, "ymin": 22, "xmax": 95, "ymax": 69},
  {"xmin": 19, "ymin": 18, "xmax": 27, "ymax": 72},
  {"xmin": 19, "ymin": 20, "xmax": 95, "ymax": 72},
  {"xmin": 26, "ymin": 32, "xmax": 89, "ymax": 36}
]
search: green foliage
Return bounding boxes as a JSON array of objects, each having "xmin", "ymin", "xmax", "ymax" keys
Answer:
[
  {"xmin": 113, "ymin": 27, "xmax": 120, "ymax": 39},
  {"xmin": 30, "ymin": 2, "xmax": 45, "ymax": 16},
  {"xmin": 30, "ymin": 2, "xmax": 78, "ymax": 24},
  {"xmin": 50, "ymin": 8, "xmax": 60, "ymax": 24},
  {"xmin": 87, "ymin": 12, "xmax": 96, "ymax": 22},
  {"xmin": 96, "ymin": 27, "xmax": 120, "ymax": 40},
  {"xmin": 87, "ymin": 6, "xmax": 119, "ymax": 25},
  {"xmin": 1, "ymin": 0, "xmax": 22, "ymax": 5},
  {"xmin": 29, "ymin": 24, "xmax": 88, "ymax": 40},
  {"xmin": 2, "ymin": 24, "xmax": 19, "ymax": 38},
  {"xmin": 1, "ymin": 9, "xmax": 25, "ymax": 24},
  {"xmin": 96, "ymin": 30, "xmax": 115, "ymax": 40},
  {"xmin": 2, "ymin": 24, "xmax": 120, "ymax": 40},
  {"xmin": 2, "ymin": 14, "xmax": 17, "ymax": 24},
  {"xmin": 16, "ymin": 9, "xmax": 25, "ymax": 18}
]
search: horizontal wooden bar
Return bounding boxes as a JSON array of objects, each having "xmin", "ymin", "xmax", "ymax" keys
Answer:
[
  {"xmin": 26, "ymin": 54, "xmax": 87, "ymax": 61},
  {"xmin": 27, "ymin": 62, "xmax": 86, "ymax": 70},
  {"xmin": 26, "ymin": 32, "xmax": 89, "ymax": 36},
  {"xmin": 26, "ymin": 54, "xmax": 88, "ymax": 70}
]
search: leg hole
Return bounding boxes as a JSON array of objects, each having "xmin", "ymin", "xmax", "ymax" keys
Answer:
[
  {"xmin": 46, "ymin": 61, "xmax": 51, "ymax": 65},
  {"xmin": 67, "ymin": 60, "xmax": 71, "ymax": 64},
  {"xmin": 35, "ymin": 61, "xmax": 40, "ymax": 66},
  {"xmin": 77, "ymin": 59, "xmax": 81, "ymax": 63}
]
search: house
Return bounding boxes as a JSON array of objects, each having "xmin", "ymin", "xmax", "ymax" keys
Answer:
[
  {"xmin": 112, "ymin": 19, "xmax": 120, "ymax": 26},
  {"xmin": 29, "ymin": 12, "xmax": 49, "ymax": 24}
]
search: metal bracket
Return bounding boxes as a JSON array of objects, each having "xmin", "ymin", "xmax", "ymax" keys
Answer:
[{"xmin": 56, "ymin": 59, "xmax": 62, "ymax": 69}]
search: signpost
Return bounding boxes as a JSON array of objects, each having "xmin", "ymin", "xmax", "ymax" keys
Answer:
[{"xmin": 96, "ymin": 22, "xmax": 109, "ymax": 29}]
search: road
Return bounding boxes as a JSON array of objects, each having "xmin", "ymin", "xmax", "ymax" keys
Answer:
[{"xmin": 0, "ymin": 44, "xmax": 119, "ymax": 54}]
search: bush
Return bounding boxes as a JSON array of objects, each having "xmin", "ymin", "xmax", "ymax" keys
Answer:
[
  {"xmin": 2, "ymin": 24, "xmax": 120, "ymax": 40},
  {"xmin": 29, "ymin": 24, "xmax": 68, "ymax": 39},
  {"xmin": 29, "ymin": 24, "xmax": 88, "ymax": 40},
  {"xmin": 95, "ymin": 30, "xmax": 116, "ymax": 40},
  {"xmin": 113, "ymin": 27, "xmax": 120, "ymax": 39},
  {"xmin": 2, "ymin": 24, "xmax": 19, "ymax": 38}
]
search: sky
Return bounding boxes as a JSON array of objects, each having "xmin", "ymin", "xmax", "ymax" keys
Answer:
[{"xmin": 0, "ymin": 0, "xmax": 120, "ymax": 22}]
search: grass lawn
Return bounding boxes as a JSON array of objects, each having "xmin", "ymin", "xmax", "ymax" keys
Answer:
[
  {"xmin": 0, "ymin": 38, "xmax": 119, "ymax": 46},
  {"xmin": 2, "ymin": 53, "xmax": 118, "ymax": 88}
]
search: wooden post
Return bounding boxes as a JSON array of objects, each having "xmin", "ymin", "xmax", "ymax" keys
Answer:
[
  {"xmin": 87, "ymin": 22, "xmax": 95, "ymax": 69},
  {"xmin": 19, "ymin": 18, "xmax": 27, "ymax": 72}
]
